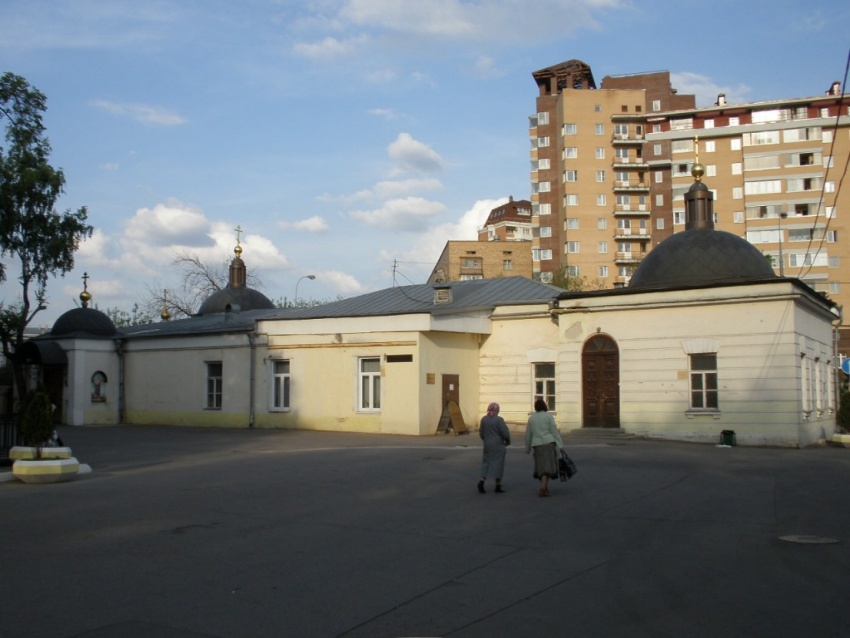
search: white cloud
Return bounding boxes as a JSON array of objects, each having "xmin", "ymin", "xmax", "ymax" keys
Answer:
[
  {"xmin": 388, "ymin": 133, "xmax": 445, "ymax": 173},
  {"xmin": 100, "ymin": 162, "xmax": 120, "ymax": 171},
  {"xmin": 279, "ymin": 216, "xmax": 329, "ymax": 232},
  {"xmin": 292, "ymin": 34, "xmax": 371, "ymax": 60},
  {"xmin": 368, "ymin": 107, "xmax": 399, "ymax": 119},
  {"xmin": 350, "ymin": 197, "xmax": 446, "ymax": 232},
  {"xmin": 124, "ymin": 201, "xmax": 211, "ymax": 246},
  {"xmin": 315, "ymin": 270, "xmax": 365, "ymax": 295},
  {"xmin": 91, "ymin": 99, "xmax": 187, "ymax": 126},
  {"xmin": 670, "ymin": 72, "xmax": 751, "ymax": 107}
]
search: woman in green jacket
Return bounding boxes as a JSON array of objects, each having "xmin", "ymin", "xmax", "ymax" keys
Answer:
[{"xmin": 524, "ymin": 399, "xmax": 564, "ymax": 497}]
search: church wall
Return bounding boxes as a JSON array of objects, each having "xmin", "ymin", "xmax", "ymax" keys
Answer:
[
  {"xmin": 479, "ymin": 306, "xmax": 559, "ymax": 429},
  {"xmin": 419, "ymin": 332, "xmax": 481, "ymax": 435},
  {"xmin": 122, "ymin": 334, "xmax": 253, "ymax": 427},
  {"xmin": 59, "ymin": 339, "xmax": 120, "ymax": 426},
  {"xmin": 555, "ymin": 282, "xmax": 837, "ymax": 446}
]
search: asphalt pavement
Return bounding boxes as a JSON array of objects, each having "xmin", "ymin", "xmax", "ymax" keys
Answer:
[{"xmin": 2, "ymin": 425, "xmax": 850, "ymax": 638}]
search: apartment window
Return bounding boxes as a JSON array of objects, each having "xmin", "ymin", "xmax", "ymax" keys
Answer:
[
  {"xmin": 598, "ymin": 265, "xmax": 608, "ymax": 278},
  {"xmin": 829, "ymin": 256, "xmax": 840, "ymax": 268},
  {"xmin": 538, "ymin": 158, "xmax": 551, "ymax": 170},
  {"xmin": 827, "ymin": 231, "xmax": 838, "ymax": 243},
  {"xmin": 789, "ymin": 252, "xmax": 828, "ymax": 268},
  {"xmin": 503, "ymin": 259, "xmax": 513, "ymax": 271},
  {"xmin": 595, "ymin": 147, "xmax": 605, "ymax": 159},
  {"xmin": 617, "ymin": 241, "xmax": 631, "ymax": 254},
  {"xmin": 537, "ymin": 136, "xmax": 550, "ymax": 147},
  {"xmin": 745, "ymin": 180, "xmax": 782, "ymax": 195},
  {"xmin": 670, "ymin": 118, "xmax": 693, "ymax": 130},
  {"xmin": 655, "ymin": 194, "xmax": 664, "ymax": 206},
  {"xmin": 733, "ymin": 211, "xmax": 744, "ymax": 224},
  {"xmin": 540, "ymin": 249, "xmax": 552, "ymax": 260},
  {"xmin": 652, "ymin": 99, "xmax": 661, "ymax": 112},
  {"xmin": 617, "ymin": 266, "xmax": 633, "ymax": 277},
  {"xmin": 729, "ymin": 117, "xmax": 740, "ymax": 126},
  {"xmin": 537, "ymin": 181, "xmax": 551, "ymax": 193},
  {"xmin": 594, "ymin": 105, "xmax": 602, "ymax": 112},
  {"xmin": 565, "ymin": 194, "xmax": 579, "ymax": 206},
  {"xmin": 597, "ymin": 218, "xmax": 607, "ymax": 230},
  {"xmin": 567, "ymin": 265, "xmax": 580, "ymax": 277},
  {"xmin": 747, "ymin": 154, "xmax": 782, "ymax": 171},
  {"xmin": 206, "ymin": 362, "xmax": 223, "ymax": 410},
  {"xmin": 616, "ymin": 194, "xmax": 631, "ymax": 206},
  {"xmin": 690, "ymin": 354, "xmax": 718, "ymax": 410},
  {"xmin": 674, "ymin": 211, "xmax": 685, "ymax": 225},
  {"xmin": 825, "ymin": 181, "xmax": 835, "ymax": 193},
  {"xmin": 567, "ymin": 241, "xmax": 580, "ymax": 253},
  {"xmin": 537, "ymin": 112, "xmax": 549, "ymax": 125},
  {"xmin": 538, "ymin": 203, "xmax": 551, "ymax": 216},
  {"xmin": 563, "ymin": 123, "xmax": 577, "ymax": 135},
  {"xmin": 597, "ymin": 194, "xmax": 607, "ymax": 206},
  {"xmin": 704, "ymin": 119, "xmax": 714, "ymax": 129},
  {"xmin": 270, "ymin": 360, "xmax": 290, "ymax": 411},
  {"xmin": 564, "ymin": 147, "xmax": 578, "ymax": 159},
  {"xmin": 596, "ymin": 170, "xmax": 606, "ymax": 182},
  {"xmin": 614, "ymin": 124, "xmax": 629, "ymax": 137},
  {"xmin": 359, "ymin": 357, "xmax": 381, "ymax": 411},
  {"xmin": 656, "ymin": 218, "xmax": 665, "ymax": 230},
  {"xmin": 653, "ymin": 143, "xmax": 662, "ymax": 156},
  {"xmin": 654, "ymin": 171, "xmax": 663, "ymax": 183},
  {"xmin": 706, "ymin": 165, "xmax": 716, "ymax": 177},
  {"xmin": 539, "ymin": 272, "xmax": 553, "ymax": 283},
  {"xmin": 732, "ymin": 187, "xmax": 743, "ymax": 199},
  {"xmin": 595, "ymin": 123, "xmax": 604, "ymax": 135},
  {"xmin": 730, "ymin": 139, "xmax": 741, "ymax": 151},
  {"xmin": 564, "ymin": 170, "xmax": 577, "ymax": 182},
  {"xmin": 533, "ymin": 363, "xmax": 556, "ymax": 410},
  {"xmin": 743, "ymin": 131, "xmax": 780, "ymax": 146},
  {"xmin": 783, "ymin": 127, "xmax": 821, "ymax": 143},
  {"xmin": 671, "ymin": 140, "xmax": 693, "ymax": 153},
  {"xmin": 598, "ymin": 241, "xmax": 608, "ymax": 254},
  {"xmin": 615, "ymin": 148, "xmax": 629, "ymax": 161},
  {"xmin": 704, "ymin": 140, "xmax": 715, "ymax": 152},
  {"xmin": 615, "ymin": 170, "xmax": 629, "ymax": 185},
  {"xmin": 539, "ymin": 226, "xmax": 552, "ymax": 238},
  {"xmin": 566, "ymin": 218, "xmax": 579, "ymax": 230}
]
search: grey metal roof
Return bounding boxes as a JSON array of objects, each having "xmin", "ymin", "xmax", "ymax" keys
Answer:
[{"xmin": 116, "ymin": 277, "xmax": 564, "ymax": 340}]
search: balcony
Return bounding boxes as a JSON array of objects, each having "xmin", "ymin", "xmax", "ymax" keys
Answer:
[
  {"xmin": 612, "ymin": 181, "xmax": 650, "ymax": 193},
  {"xmin": 613, "ymin": 205, "xmax": 651, "ymax": 217},
  {"xmin": 614, "ymin": 230, "xmax": 651, "ymax": 241},
  {"xmin": 614, "ymin": 253, "xmax": 644, "ymax": 265},
  {"xmin": 612, "ymin": 158, "xmax": 648, "ymax": 169},
  {"xmin": 612, "ymin": 134, "xmax": 644, "ymax": 145}
]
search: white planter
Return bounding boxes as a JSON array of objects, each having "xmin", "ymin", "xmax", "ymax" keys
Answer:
[
  {"xmin": 832, "ymin": 433, "xmax": 850, "ymax": 448},
  {"xmin": 9, "ymin": 446, "xmax": 73, "ymax": 460},
  {"xmin": 12, "ymin": 458, "xmax": 80, "ymax": 484}
]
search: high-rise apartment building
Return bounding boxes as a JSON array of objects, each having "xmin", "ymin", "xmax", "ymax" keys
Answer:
[{"xmin": 529, "ymin": 58, "xmax": 850, "ymax": 346}]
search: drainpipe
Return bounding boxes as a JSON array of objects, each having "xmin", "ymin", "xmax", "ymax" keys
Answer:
[
  {"xmin": 248, "ymin": 332, "xmax": 256, "ymax": 428},
  {"xmin": 115, "ymin": 338, "xmax": 125, "ymax": 424}
]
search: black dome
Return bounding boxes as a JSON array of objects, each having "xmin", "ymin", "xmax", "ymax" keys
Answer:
[
  {"xmin": 196, "ymin": 286, "xmax": 275, "ymax": 315},
  {"xmin": 629, "ymin": 228, "xmax": 776, "ymax": 289},
  {"xmin": 52, "ymin": 307, "xmax": 117, "ymax": 337}
]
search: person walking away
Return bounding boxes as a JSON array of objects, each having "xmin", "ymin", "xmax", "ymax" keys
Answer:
[
  {"xmin": 478, "ymin": 402, "xmax": 511, "ymax": 493},
  {"xmin": 524, "ymin": 399, "xmax": 564, "ymax": 497}
]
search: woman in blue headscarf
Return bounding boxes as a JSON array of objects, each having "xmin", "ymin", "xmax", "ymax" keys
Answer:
[{"xmin": 478, "ymin": 402, "xmax": 511, "ymax": 493}]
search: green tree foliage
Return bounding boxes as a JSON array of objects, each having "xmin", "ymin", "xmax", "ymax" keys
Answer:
[
  {"xmin": 19, "ymin": 386, "xmax": 54, "ymax": 455},
  {"xmin": 100, "ymin": 303, "xmax": 157, "ymax": 328},
  {"xmin": 550, "ymin": 266, "xmax": 607, "ymax": 292},
  {"xmin": 0, "ymin": 72, "xmax": 92, "ymax": 399}
]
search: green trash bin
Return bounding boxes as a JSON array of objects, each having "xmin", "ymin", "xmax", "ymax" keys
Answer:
[{"xmin": 720, "ymin": 430, "xmax": 736, "ymax": 446}]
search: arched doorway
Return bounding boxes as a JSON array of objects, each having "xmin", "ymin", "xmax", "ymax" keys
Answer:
[{"xmin": 582, "ymin": 335, "xmax": 620, "ymax": 428}]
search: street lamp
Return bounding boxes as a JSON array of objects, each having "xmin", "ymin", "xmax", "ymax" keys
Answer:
[
  {"xmin": 294, "ymin": 274, "xmax": 316, "ymax": 305},
  {"xmin": 777, "ymin": 212, "xmax": 788, "ymax": 277}
]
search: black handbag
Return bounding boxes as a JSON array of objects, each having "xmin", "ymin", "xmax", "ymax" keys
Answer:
[{"xmin": 559, "ymin": 449, "xmax": 577, "ymax": 481}]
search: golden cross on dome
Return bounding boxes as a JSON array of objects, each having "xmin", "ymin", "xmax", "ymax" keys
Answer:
[
  {"xmin": 81, "ymin": 271, "xmax": 89, "ymax": 291},
  {"xmin": 234, "ymin": 225, "xmax": 243, "ymax": 246}
]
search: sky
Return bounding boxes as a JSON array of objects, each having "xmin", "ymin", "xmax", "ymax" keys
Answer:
[{"xmin": 0, "ymin": 0, "xmax": 848, "ymax": 327}]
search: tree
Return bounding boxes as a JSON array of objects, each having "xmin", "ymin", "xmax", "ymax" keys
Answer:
[
  {"xmin": 0, "ymin": 72, "xmax": 92, "ymax": 400},
  {"xmin": 550, "ymin": 267, "xmax": 607, "ymax": 292},
  {"xmin": 101, "ymin": 303, "xmax": 157, "ymax": 328}
]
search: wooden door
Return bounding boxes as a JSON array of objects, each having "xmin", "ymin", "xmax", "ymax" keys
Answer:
[
  {"xmin": 442, "ymin": 374, "xmax": 459, "ymax": 408},
  {"xmin": 582, "ymin": 335, "xmax": 620, "ymax": 428}
]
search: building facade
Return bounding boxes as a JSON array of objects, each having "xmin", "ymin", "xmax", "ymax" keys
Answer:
[
  {"xmin": 427, "ymin": 240, "xmax": 532, "ymax": 283},
  {"xmin": 476, "ymin": 196, "xmax": 534, "ymax": 242},
  {"xmin": 528, "ymin": 58, "xmax": 849, "ymax": 347}
]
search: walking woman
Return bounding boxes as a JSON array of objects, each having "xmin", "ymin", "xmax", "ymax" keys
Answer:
[
  {"xmin": 478, "ymin": 402, "xmax": 511, "ymax": 493},
  {"xmin": 524, "ymin": 399, "xmax": 564, "ymax": 497}
]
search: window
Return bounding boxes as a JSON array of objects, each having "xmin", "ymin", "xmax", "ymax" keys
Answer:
[
  {"xmin": 537, "ymin": 136, "xmax": 550, "ymax": 147},
  {"xmin": 704, "ymin": 140, "xmax": 715, "ymax": 152},
  {"xmin": 704, "ymin": 119, "xmax": 714, "ymax": 129},
  {"xmin": 656, "ymin": 218, "xmax": 665, "ymax": 230},
  {"xmin": 597, "ymin": 218, "xmax": 607, "ymax": 230},
  {"xmin": 744, "ymin": 180, "xmax": 782, "ymax": 195},
  {"xmin": 206, "ymin": 362, "xmax": 222, "ymax": 409},
  {"xmin": 730, "ymin": 139, "xmax": 741, "ymax": 151},
  {"xmin": 564, "ymin": 147, "xmax": 578, "ymax": 159},
  {"xmin": 359, "ymin": 357, "xmax": 381, "ymax": 410},
  {"xmin": 538, "ymin": 203, "xmax": 551, "ymax": 216},
  {"xmin": 502, "ymin": 259, "xmax": 513, "ymax": 271},
  {"xmin": 595, "ymin": 123, "xmax": 604, "ymax": 135},
  {"xmin": 653, "ymin": 143, "xmax": 662, "ymax": 156},
  {"xmin": 567, "ymin": 241, "xmax": 580, "ymax": 253},
  {"xmin": 598, "ymin": 241, "xmax": 608, "ymax": 253},
  {"xmin": 563, "ymin": 123, "xmax": 577, "ymax": 135},
  {"xmin": 565, "ymin": 194, "xmax": 578, "ymax": 206},
  {"xmin": 537, "ymin": 158, "xmax": 551, "ymax": 170},
  {"xmin": 654, "ymin": 171, "xmax": 663, "ymax": 183},
  {"xmin": 673, "ymin": 211, "xmax": 685, "ymax": 225},
  {"xmin": 614, "ymin": 123, "xmax": 629, "ymax": 137},
  {"xmin": 537, "ymin": 181, "xmax": 550, "ymax": 193},
  {"xmin": 597, "ymin": 194, "xmax": 607, "ymax": 206},
  {"xmin": 732, "ymin": 187, "xmax": 743, "ymax": 199},
  {"xmin": 827, "ymin": 231, "xmax": 838, "ymax": 243},
  {"xmin": 533, "ymin": 363, "xmax": 556, "ymax": 410},
  {"xmin": 670, "ymin": 118, "xmax": 693, "ymax": 130},
  {"xmin": 728, "ymin": 117, "xmax": 739, "ymax": 126},
  {"xmin": 270, "ymin": 360, "xmax": 290, "ymax": 410},
  {"xmin": 743, "ymin": 131, "xmax": 780, "ymax": 146},
  {"xmin": 615, "ymin": 148, "xmax": 629, "ymax": 161},
  {"xmin": 706, "ymin": 164, "xmax": 716, "ymax": 177},
  {"xmin": 671, "ymin": 140, "xmax": 693, "ymax": 153},
  {"xmin": 539, "ymin": 226, "xmax": 552, "ymax": 238},
  {"xmin": 595, "ymin": 147, "xmax": 605, "ymax": 159},
  {"xmin": 596, "ymin": 170, "xmax": 606, "ymax": 182},
  {"xmin": 540, "ymin": 249, "xmax": 552, "ymax": 260},
  {"xmin": 615, "ymin": 170, "xmax": 629, "ymax": 185},
  {"xmin": 652, "ymin": 99, "xmax": 661, "ymax": 112},
  {"xmin": 690, "ymin": 354, "xmax": 718, "ymax": 410},
  {"xmin": 733, "ymin": 211, "xmax": 744, "ymax": 224},
  {"xmin": 566, "ymin": 265, "xmax": 579, "ymax": 277},
  {"xmin": 566, "ymin": 218, "xmax": 579, "ymax": 230},
  {"xmin": 537, "ymin": 112, "xmax": 549, "ymax": 125},
  {"xmin": 564, "ymin": 170, "xmax": 577, "ymax": 182},
  {"xmin": 598, "ymin": 265, "xmax": 608, "ymax": 277}
]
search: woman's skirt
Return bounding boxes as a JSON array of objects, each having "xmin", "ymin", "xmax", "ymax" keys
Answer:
[{"xmin": 532, "ymin": 442, "xmax": 559, "ymax": 479}]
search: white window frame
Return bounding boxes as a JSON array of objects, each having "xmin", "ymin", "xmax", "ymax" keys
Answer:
[
  {"xmin": 358, "ymin": 357, "xmax": 382, "ymax": 411},
  {"xmin": 689, "ymin": 353, "xmax": 718, "ymax": 411},
  {"xmin": 533, "ymin": 363, "xmax": 556, "ymax": 410},
  {"xmin": 269, "ymin": 359, "xmax": 291, "ymax": 411},
  {"xmin": 206, "ymin": 362, "xmax": 222, "ymax": 410}
]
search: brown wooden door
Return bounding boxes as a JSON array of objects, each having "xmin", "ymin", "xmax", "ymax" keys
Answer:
[
  {"xmin": 442, "ymin": 374, "xmax": 459, "ymax": 408},
  {"xmin": 582, "ymin": 335, "xmax": 620, "ymax": 428}
]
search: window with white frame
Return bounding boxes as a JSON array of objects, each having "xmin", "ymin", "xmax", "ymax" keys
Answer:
[
  {"xmin": 538, "ymin": 203, "xmax": 551, "ymax": 216},
  {"xmin": 730, "ymin": 138, "xmax": 741, "ymax": 151},
  {"xmin": 537, "ymin": 112, "xmax": 549, "ymax": 125},
  {"xmin": 597, "ymin": 218, "xmax": 607, "ymax": 230},
  {"xmin": 731, "ymin": 162, "xmax": 742, "ymax": 175},
  {"xmin": 567, "ymin": 265, "xmax": 579, "ymax": 277},
  {"xmin": 728, "ymin": 117, "xmax": 739, "ymax": 126},
  {"xmin": 656, "ymin": 218, "xmax": 665, "ymax": 230},
  {"xmin": 540, "ymin": 226, "xmax": 552, "ymax": 238},
  {"xmin": 564, "ymin": 170, "xmax": 577, "ymax": 182},
  {"xmin": 672, "ymin": 140, "xmax": 693, "ymax": 153},
  {"xmin": 732, "ymin": 187, "xmax": 743, "ymax": 199},
  {"xmin": 653, "ymin": 143, "xmax": 662, "ymax": 156},
  {"xmin": 598, "ymin": 241, "xmax": 608, "ymax": 253},
  {"xmin": 537, "ymin": 181, "xmax": 551, "ymax": 193},
  {"xmin": 596, "ymin": 170, "xmax": 606, "ymax": 182},
  {"xmin": 538, "ymin": 158, "xmax": 551, "ymax": 170},
  {"xmin": 652, "ymin": 99, "xmax": 661, "ymax": 112},
  {"xmin": 567, "ymin": 241, "xmax": 580, "ymax": 253},
  {"xmin": 565, "ymin": 194, "xmax": 578, "ymax": 206},
  {"xmin": 673, "ymin": 210, "xmax": 685, "ymax": 225},
  {"xmin": 533, "ymin": 363, "xmax": 556, "ymax": 410},
  {"xmin": 564, "ymin": 147, "xmax": 578, "ymax": 159},
  {"xmin": 704, "ymin": 119, "xmax": 714, "ymax": 129},
  {"xmin": 689, "ymin": 354, "xmax": 718, "ymax": 410},
  {"xmin": 566, "ymin": 218, "xmax": 579, "ymax": 230},
  {"xmin": 537, "ymin": 136, "xmax": 550, "ymax": 147},
  {"xmin": 597, "ymin": 194, "xmax": 607, "ymax": 206},
  {"xmin": 540, "ymin": 249, "xmax": 552, "ymax": 260},
  {"xmin": 598, "ymin": 265, "xmax": 608, "ymax": 277},
  {"xmin": 595, "ymin": 147, "xmax": 605, "ymax": 159},
  {"xmin": 358, "ymin": 357, "xmax": 381, "ymax": 411},
  {"xmin": 733, "ymin": 211, "xmax": 744, "ymax": 223},
  {"xmin": 655, "ymin": 194, "xmax": 664, "ymax": 206},
  {"xmin": 595, "ymin": 123, "xmax": 604, "ymax": 135},
  {"xmin": 704, "ymin": 140, "xmax": 715, "ymax": 152},
  {"xmin": 706, "ymin": 165, "xmax": 716, "ymax": 177},
  {"xmin": 563, "ymin": 123, "xmax": 577, "ymax": 135},
  {"xmin": 654, "ymin": 170, "xmax": 663, "ymax": 183},
  {"xmin": 270, "ymin": 360, "xmax": 290, "ymax": 410},
  {"xmin": 206, "ymin": 362, "xmax": 223, "ymax": 409}
]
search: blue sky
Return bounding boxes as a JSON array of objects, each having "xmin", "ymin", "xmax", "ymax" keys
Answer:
[{"xmin": 1, "ymin": 0, "xmax": 848, "ymax": 326}]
